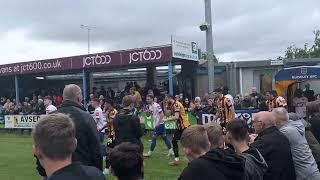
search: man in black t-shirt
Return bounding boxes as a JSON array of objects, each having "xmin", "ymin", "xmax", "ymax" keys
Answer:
[
  {"xmin": 33, "ymin": 113, "xmax": 105, "ymax": 180},
  {"xmin": 304, "ymin": 84, "xmax": 315, "ymax": 102}
]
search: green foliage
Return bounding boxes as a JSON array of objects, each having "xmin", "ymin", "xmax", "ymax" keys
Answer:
[{"xmin": 285, "ymin": 30, "xmax": 320, "ymax": 59}]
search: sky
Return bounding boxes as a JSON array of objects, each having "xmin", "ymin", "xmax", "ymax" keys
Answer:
[{"xmin": 0, "ymin": 0, "xmax": 319, "ymax": 65}]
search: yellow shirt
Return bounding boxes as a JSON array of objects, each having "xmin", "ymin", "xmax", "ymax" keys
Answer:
[
  {"xmin": 106, "ymin": 108, "xmax": 118, "ymax": 138},
  {"xmin": 134, "ymin": 91, "xmax": 142, "ymax": 103},
  {"xmin": 171, "ymin": 101, "xmax": 190, "ymax": 129},
  {"xmin": 217, "ymin": 96, "xmax": 235, "ymax": 123}
]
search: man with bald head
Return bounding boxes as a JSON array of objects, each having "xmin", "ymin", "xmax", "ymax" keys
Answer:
[
  {"xmin": 273, "ymin": 108, "xmax": 320, "ymax": 180},
  {"xmin": 36, "ymin": 84, "xmax": 103, "ymax": 178},
  {"xmin": 251, "ymin": 111, "xmax": 296, "ymax": 180}
]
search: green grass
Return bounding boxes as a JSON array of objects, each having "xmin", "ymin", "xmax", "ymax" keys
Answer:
[
  {"xmin": 0, "ymin": 124, "xmax": 4, "ymax": 128},
  {"xmin": 0, "ymin": 133, "xmax": 187, "ymax": 180}
]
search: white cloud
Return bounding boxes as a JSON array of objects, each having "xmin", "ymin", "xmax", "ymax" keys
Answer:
[{"xmin": 0, "ymin": 0, "xmax": 319, "ymax": 64}]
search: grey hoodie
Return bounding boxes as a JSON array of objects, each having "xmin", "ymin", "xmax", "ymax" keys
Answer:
[
  {"xmin": 280, "ymin": 120, "xmax": 320, "ymax": 180},
  {"xmin": 240, "ymin": 148, "xmax": 268, "ymax": 180}
]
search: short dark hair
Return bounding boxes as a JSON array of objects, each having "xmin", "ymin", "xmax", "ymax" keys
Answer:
[
  {"xmin": 92, "ymin": 98, "xmax": 99, "ymax": 102},
  {"xmin": 222, "ymin": 86, "xmax": 229, "ymax": 95},
  {"xmin": 146, "ymin": 94, "xmax": 154, "ymax": 99},
  {"xmin": 226, "ymin": 119, "xmax": 249, "ymax": 141},
  {"xmin": 110, "ymin": 142, "xmax": 143, "ymax": 180},
  {"xmin": 32, "ymin": 113, "xmax": 76, "ymax": 160},
  {"xmin": 44, "ymin": 96, "xmax": 52, "ymax": 101}
]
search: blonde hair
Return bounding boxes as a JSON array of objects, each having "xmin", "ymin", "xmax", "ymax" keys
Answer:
[{"xmin": 181, "ymin": 125, "xmax": 210, "ymax": 154}]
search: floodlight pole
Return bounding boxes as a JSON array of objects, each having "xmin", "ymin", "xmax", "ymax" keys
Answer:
[{"xmin": 205, "ymin": 0, "xmax": 215, "ymax": 92}]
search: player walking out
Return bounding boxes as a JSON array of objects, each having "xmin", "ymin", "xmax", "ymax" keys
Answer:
[
  {"xmin": 166, "ymin": 95, "xmax": 190, "ymax": 166},
  {"xmin": 102, "ymin": 100, "xmax": 118, "ymax": 175},
  {"xmin": 92, "ymin": 98, "xmax": 107, "ymax": 160},
  {"xmin": 144, "ymin": 94, "xmax": 173, "ymax": 157}
]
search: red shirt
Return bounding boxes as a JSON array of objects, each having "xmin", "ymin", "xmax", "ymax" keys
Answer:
[{"xmin": 55, "ymin": 96, "xmax": 63, "ymax": 106}]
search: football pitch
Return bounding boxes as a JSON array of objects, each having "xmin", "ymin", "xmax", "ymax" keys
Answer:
[{"xmin": 0, "ymin": 133, "xmax": 187, "ymax": 180}]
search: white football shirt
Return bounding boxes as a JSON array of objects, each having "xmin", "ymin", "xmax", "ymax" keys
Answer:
[{"xmin": 46, "ymin": 105, "xmax": 57, "ymax": 115}]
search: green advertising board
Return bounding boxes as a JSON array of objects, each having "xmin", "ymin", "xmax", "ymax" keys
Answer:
[{"xmin": 141, "ymin": 112, "xmax": 197, "ymax": 130}]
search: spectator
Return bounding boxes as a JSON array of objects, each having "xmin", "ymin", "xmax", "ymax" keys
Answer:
[
  {"xmin": 106, "ymin": 87, "xmax": 115, "ymax": 100},
  {"xmin": 192, "ymin": 97, "xmax": 205, "ymax": 125},
  {"xmin": 55, "ymin": 93, "xmax": 63, "ymax": 107},
  {"xmin": 3, "ymin": 99, "xmax": 11, "ymax": 110},
  {"xmin": 292, "ymin": 89, "xmax": 308, "ymax": 119},
  {"xmin": 307, "ymin": 101, "xmax": 320, "ymax": 143},
  {"xmin": 109, "ymin": 142, "xmax": 144, "ymax": 180},
  {"xmin": 226, "ymin": 120, "xmax": 268, "ymax": 180},
  {"xmin": 250, "ymin": 111, "xmax": 296, "ymax": 180},
  {"xmin": 113, "ymin": 95, "xmax": 144, "ymax": 153},
  {"xmin": 204, "ymin": 122, "xmax": 224, "ymax": 149},
  {"xmin": 183, "ymin": 98, "xmax": 191, "ymax": 111},
  {"xmin": 44, "ymin": 96, "xmax": 57, "ymax": 115},
  {"xmin": 14, "ymin": 102, "xmax": 22, "ymax": 115},
  {"xmin": 289, "ymin": 112, "xmax": 320, "ymax": 170},
  {"xmin": 234, "ymin": 95, "xmax": 242, "ymax": 110},
  {"xmin": 178, "ymin": 125, "xmax": 246, "ymax": 180},
  {"xmin": 30, "ymin": 95, "xmax": 38, "ymax": 107},
  {"xmin": 250, "ymin": 87, "xmax": 263, "ymax": 109},
  {"xmin": 273, "ymin": 108, "xmax": 320, "ymax": 180},
  {"xmin": 33, "ymin": 99, "xmax": 46, "ymax": 115},
  {"xmin": 5, "ymin": 101, "xmax": 15, "ymax": 115},
  {"xmin": 99, "ymin": 86, "xmax": 107, "ymax": 97},
  {"xmin": 21, "ymin": 101, "xmax": 32, "ymax": 115},
  {"xmin": 87, "ymin": 93, "xmax": 95, "ymax": 114},
  {"xmin": 32, "ymin": 113, "xmax": 105, "ymax": 180},
  {"xmin": 304, "ymin": 83, "xmax": 315, "ymax": 102},
  {"xmin": 36, "ymin": 84, "xmax": 103, "ymax": 175},
  {"xmin": 241, "ymin": 93, "xmax": 255, "ymax": 109}
]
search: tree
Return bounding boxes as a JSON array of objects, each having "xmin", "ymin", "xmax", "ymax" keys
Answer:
[{"xmin": 284, "ymin": 30, "xmax": 320, "ymax": 59}]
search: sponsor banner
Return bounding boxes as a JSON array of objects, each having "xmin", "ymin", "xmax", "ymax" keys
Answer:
[
  {"xmin": 142, "ymin": 110, "xmax": 257, "ymax": 130},
  {"xmin": 5, "ymin": 115, "xmax": 45, "ymax": 129},
  {"xmin": 172, "ymin": 36, "xmax": 198, "ymax": 61},
  {"xmin": 0, "ymin": 45, "xmax": 172, "ymax": 76}
]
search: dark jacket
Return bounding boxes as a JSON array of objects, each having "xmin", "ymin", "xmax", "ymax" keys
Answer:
[
  {"xmin": 47, "ymin": 162, "xmax": 106, "ymax": 180},
  {"xmin": 36, "ymin": 100, "xmax": 103, "ymax": 177},
  {"xmin": 113, "ymin": 108, "xmax": 144, "ymax": 152},
  {"xmin": 251, "ymin": 126, "xmax": 296, "ymax": 180},
  {"xmin": 178, "ymin": 148, "xmax": 246, "ymax": 180},
  {"xmin": 309, "ymin": 115, "xmax": 320, "ymax": 143},
  {"xmin": 33, "ymin": 103, "xmax": 45, "ymax": 115},
  {"xmin": 303, "ymin": 119, "xmax": 320, "ymax": 163},
  {"xmin": 57, "ymin": 100, "xmax": 102, "ymax": 170},
  {"xmin": 242, "ymin": 147, "xmax": 268, "ymax": 180}
]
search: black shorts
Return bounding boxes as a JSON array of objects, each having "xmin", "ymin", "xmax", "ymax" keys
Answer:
[{"xmin": 172, "ymin": 128, "xmax": 187, "ymax": 141}]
